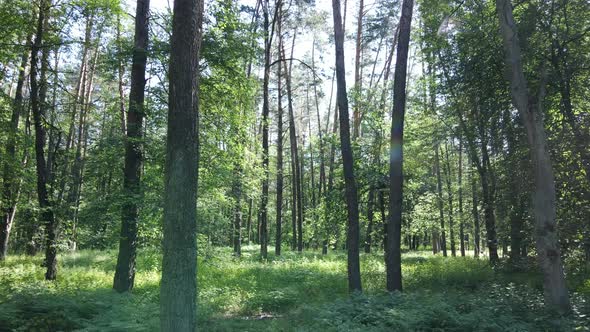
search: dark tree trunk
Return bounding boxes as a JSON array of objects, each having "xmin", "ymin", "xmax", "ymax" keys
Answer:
[
  {"xmin": 275, "ymin": 12, "xmax": 284, "ymax": 256},
  {"xmin": 458, "ymin": 135, "xmax": 465, "ymax": 257},
  {"xmin": 258, "ymin": 0, "xmax": 271, "ymax": 259},
  {"xmin": 1, "ymin": 36, "xmax": 31, "ymax": 260},
  {"xmin": 31, "ymin": 0, "xmax": 57, "ymax": 280},
  {"xmin": 160, "ymin": 0, "xmax": 203, "ymax": 329},
  {"xmin": 444, "ymin": 143, "xmax": 456, "ymax": 257},
  {"xmin": 435, "ymin": 145, "xmax": 447, "ymax": 256},
  {"xmin": 246, "ymin": 197, "xmax": 253, "ymax": 245},
  {"xmin": 233, "ymin": 165, "xmax": 243, "ymax": 257},
  {"xmin": 352, "ymin": 0, "xmax": 364, "ymax": 138},
  {"xmin": 386, "ymin": 0, "xmax": 413, "ymax": 292},
  {"xmin": 332, "ymin": 0, "xmax": 362, "ymax": 293},
  {"xmin": 364, "ymin": 189, "xmax": 375, "ymax": 253},
  {"xmin": 282, "ymin": 31, "xmax": 302, "ymax": 252},
  {"xmin": 114, "ymin": 0, "xmax": 150, "ymax": 293},
  {"xmin": 471, "ymin": 170, "xmax": 480, "ymax": 258}
]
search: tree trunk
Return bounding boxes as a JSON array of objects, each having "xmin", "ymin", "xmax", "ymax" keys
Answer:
[
  {"xmin": 471, "ymin": 171, "xmax": 480, "ymax": 258},
  {"xmin": 160, "ymin": 0, "xmax": 203, "ymax": 329},
  {"xmin": 1, "ymin": 35, "xmax": 31, "ymax": 260},
  {"xmin": 352, "ymin": 0, "xmax": 364, "ymax": 138},
  {"xmin": 496, "ymin": 0, "xmax": 570, "ymax": 312},
  {"xmin": 364, "ymin": 189, "xmax": 374, "ymax": 253},
  {"xmin": 275, "ymin": 11, "xmax": 284, "ymax": 256},
  {"xmin": 435, "ymin": 145, "xmax": 447, "ymax": 256},
  {"xmin": 282, "ymin": 31, "xmax": 302, "ymax": 252},
  {"xmin": 31, "ymin": 0, "xmax": 57, "ymax": 280},
  {"xmin": 233, "ymin": 165, "xmax": 243, "ymax": 257},
  {"xmin": 259, "ymin": 0, "xmax": 272, "ymax": 259},
  {"xmin": 444, "ymin": 142, "xmax": 456, "ymax": 257},
  {"xmin": 332, "ymin": 0, "xmax": 362, "ymax": 293},
  {"xmin": 114, "ymin": 0, "xmax": 150, "ymax": 293},
  {"xmin": 458, "ymin": 135, "xmax": 465, "ymax": 257},
  {"xmin": 386, "ymin": 0, "xmax": 413, "ymax": 292}
]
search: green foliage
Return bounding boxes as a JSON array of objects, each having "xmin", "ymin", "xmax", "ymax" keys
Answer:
[{"xmin": 0, "ymin": 248, "xmax": 588, "ymax": 331}]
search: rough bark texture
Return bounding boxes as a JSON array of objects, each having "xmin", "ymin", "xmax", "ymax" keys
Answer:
[
  {"xmin": 386, "ymin": 0, "xmax": 413, "ymax": 292},
  {"xmin": 496, "ymin": 0, "xmax": 570, "ymax": 313},
  {"xmin": 332, "ymin": 0, "xmax": 362, "ymax": 293},
  {"xmin": 114, "ymin": 0, "xmax": 150, "ymax": 293},
  {"xmin": 471, "ymin": 171, "xmax": 480, "ymax": 258},
  {"xmin": 160, "ymin": 0, "xmax": 203, "ymax": 329}
]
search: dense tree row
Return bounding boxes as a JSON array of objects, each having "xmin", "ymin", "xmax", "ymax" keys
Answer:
[{"xmin": 0, "ymin": 0, "xmax": 588, "ymax": 320}]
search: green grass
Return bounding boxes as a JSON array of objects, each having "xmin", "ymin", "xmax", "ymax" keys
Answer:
[{"xmin": 0, "ymin": 246, "xmax": 588, "ymax": 331}]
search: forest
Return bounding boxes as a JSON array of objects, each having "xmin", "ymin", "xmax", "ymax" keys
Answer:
[{"xmin": 0, "ymin": 0, "xmax": 589, "ymax": 330}]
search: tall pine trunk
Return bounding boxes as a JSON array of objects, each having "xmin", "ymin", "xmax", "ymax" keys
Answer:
[
  {"xmin": 114, "ymin": 0, "xmax": 150, "ymax": 293},
  {"xmin": 160, "ymin": 0, "xmax": 204, "ymax": 329},
  {"xmin": 332, "ymin": 0, "xmax": 361, "ymax": 293},
  {"xmin": 386, "ymin": 0, "xmax": 413, "ymax": 292}
]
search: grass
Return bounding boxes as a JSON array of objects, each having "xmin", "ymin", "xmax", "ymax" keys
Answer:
[{"xmin": 0, "ymin": 245, "xmax": 588, "ymax": 331}]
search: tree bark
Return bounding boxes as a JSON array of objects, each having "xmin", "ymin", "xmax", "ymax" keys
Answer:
[
  {"xmin": 160, "ymin": 0, "xmax": 203, "ymax": 329},
  {"xmin": 458, "ymin": 135, "xmax": 465, "ymax": 257},
  {"xmin": 275, "ymin": 8, "xmax": 284, "ymax": 256},
  {"xmin": 435, "ymin": 145, "xmax": 447, "ymax": 256},
  {"xmin": 352, "ymin": 0, "xmax": 364, "ymax": 138},
  {"xmin": 31, "ymin": 0, "xmax": 57, "ymax": 280},
  {"xmin": 496, "ymin": 0, "xmax": 570, "ymax": 313},
  {"xmin": 114, "ymin": 0, "xmax": 150, "ymax": 293},
  {"xmin": 332, "ymin": 0, "xmax": 362, "ymax": 293},
  {"xmin": 386, "ymin": 0, "xmax": 413, "ymax": 292},
  {"xmin": 444, "ymin": 142, "xmax": 456, "ymax": 257}
]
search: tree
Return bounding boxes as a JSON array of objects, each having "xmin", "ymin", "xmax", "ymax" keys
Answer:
[
  {"xmin": 30, "ymin": 0, "xmax": 59, "ymax": 281},
  {"xmin": 495, "ymin": 0, "xmax": 570, "ymax": 313},
  {"xmin": 0, "ymin": 34, "xmax": 31, "ymax": 260},
  {"xmin": 332, "ymin": 0, "xmax": 361, "ymax": 293},
  {"xmin": 113, "ymin": 0, "xmax": 150, "ymax": 293},
  {"xmin": 386, "ymin": 0, "xmax": 413, "ymax": 292},
  {"xmin": 160, "ymin": 0, "xmax": 204, "ymax": 329}
]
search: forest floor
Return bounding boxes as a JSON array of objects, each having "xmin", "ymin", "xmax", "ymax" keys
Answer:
[{"xmin": 1, "ymin": 245, "xmax": 589, "ymax": 331}]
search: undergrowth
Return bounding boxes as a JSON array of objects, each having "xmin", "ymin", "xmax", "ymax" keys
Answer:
[{"xmin": 0, "ymin": 246, "xmax": 588, "ymax": 331}]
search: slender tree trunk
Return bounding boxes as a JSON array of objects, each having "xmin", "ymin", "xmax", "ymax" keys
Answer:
[
  {"xmin": 246, "ymin": 197, "xmax": 253, "ymax": 245},
  {"xmin": 444, "ymin": 142, "xmax": 456, "ymax": 257},
  {"xmin": 160, "ymin": 0, "xmax": 203, "ymax": 329},
  {"xmin": 365, "ymin": 189, "xmax": 374, "ymax": 253},
  {"xmin": 352, "ymin": 0, "xmax": 364, "ymax": 138},
  {"xmin": 386, "ymin": 0, "xmax": 413, "ymax": 292},
  {"xmin": 435, "ymin": 145, "xmax": 447, "ymax": 256},
  {"xmin": 282, "ymin": 31, "xmax": 302, "ymax": 252},
  {"xmin": 471, "ymin": 171, "xmax": 480, "ymax": 258},
  {"xmin": 114, "ymin": 0, "xmax": 150, "ymax": 293},
  {"xmin": 332, "ymin": 0, "xmax": 362, "ymax": 293},
  {"xmin": 458, "ymin": 135, "xmax": 465, "ymax": 257},
  {"xmin": 496, "ymin": 0, "xmax": 570, "ymax": 313},
  {"xmin": 116, "ymin": 13, "xmax": 126, "ymax": 135},
  {"xmin": 0, "ymin": 36, "xmax": 31, "ymax": 260},
  {"xmin": 259, "ymin": 0, "xmax": 272, "ymax": 259},
  {"xmin": 233, "ymin": 165, "xmax": 243, "ymax": 256},
  {"xmin": 275, "ymin": 10, "xmax": 284, "ymax": 256}
]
